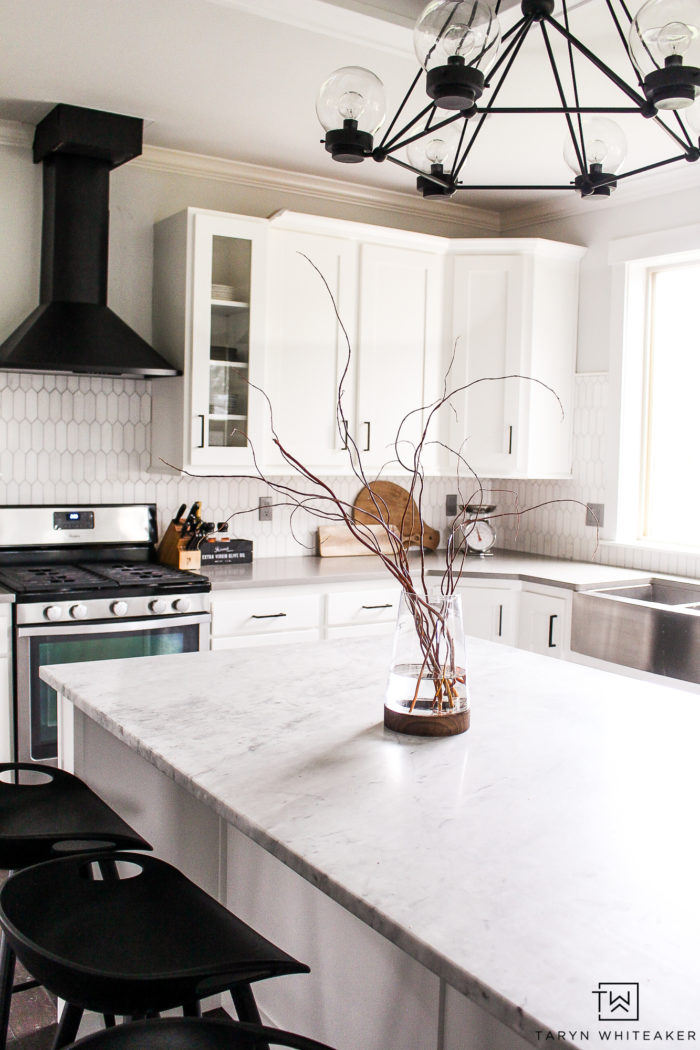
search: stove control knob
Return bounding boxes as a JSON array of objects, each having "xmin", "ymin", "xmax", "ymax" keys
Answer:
[
  {"xmin": 45, "ymin": 605, "xmax": 64, "ymax": 621},
  {"xmin": 70, "ymin": 604, "xmax": 88, "ymax": 620},
  {"xmin": 172, "ymin": 597, "xmax": 191, "ymax": 613},
  {"xmin": 111, "ymin": 601, "xmax": 128, "ymax": 618},
  {"xmin": 149, "ymin": 599, "xmax": 167, "ymax": 615}
]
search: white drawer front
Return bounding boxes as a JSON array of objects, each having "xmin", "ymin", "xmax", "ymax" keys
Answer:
[
  {"xmin": 212, "ymin": 592, "xmax": 321, "ymax": 638},
  {"xmin": 326, "ymin": 587, "xmax": 400, "ymax": 627}
]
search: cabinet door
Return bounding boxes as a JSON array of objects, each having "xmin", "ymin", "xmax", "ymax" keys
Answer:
[
  {"xmin": 189, "ymin": 211, "xmax": 268, "ymax": 470},
  {"xmin": 518, "ymin": 588, "xmax": 570, "ymax": 658},
  {"xmin": 448, "ymin": 254, "xmax": 525, "ymax": 477},
  {"xmin": 356, "ymin": 243, "xmax": 443, "ymax": 472},
  {"xmin": 457, "ymin": 580, "xmax": 519, "ymax": 645},
  {"xmin": 264, "ymin": 228, "xmax": 358, "ymax": 472}
]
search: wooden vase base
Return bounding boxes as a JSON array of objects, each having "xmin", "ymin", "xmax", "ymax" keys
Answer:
[{"xmin": 383, "ymin": 705, "xmax": 470, "ymax": 737}]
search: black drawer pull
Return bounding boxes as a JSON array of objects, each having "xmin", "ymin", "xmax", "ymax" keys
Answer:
[
  {"xmin": 251, "ymin": 612, "xmax": 287, "ymax": 619},
  {"xmin": 548, "ymin": 613, "xmax": 558, "ymax": 647},
  {"xmin": 361, "ymin": 603, "xmax": 393, "ymax": 610}
]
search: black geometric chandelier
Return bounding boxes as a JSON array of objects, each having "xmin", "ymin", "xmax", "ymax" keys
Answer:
[{"xmin": 315, "ymin": 0, "xmax": 700, "ymax": 199}]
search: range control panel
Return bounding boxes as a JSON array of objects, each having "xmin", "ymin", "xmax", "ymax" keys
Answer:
[{"xmin": 53, "ymin": 511, "xmax": 95, "ymax": 530}]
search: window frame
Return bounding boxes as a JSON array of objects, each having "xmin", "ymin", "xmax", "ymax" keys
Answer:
[{"xmin": 607, "ymin": 224, "xmax": 700, "ymax": 555}]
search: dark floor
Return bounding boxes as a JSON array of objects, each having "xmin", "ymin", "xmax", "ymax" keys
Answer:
[{"xmin": 1, "ymin": 870, "xmax": 230, "ymax": 1049}]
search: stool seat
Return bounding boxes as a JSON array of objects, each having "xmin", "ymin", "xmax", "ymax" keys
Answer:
[
  {"xmin": 64, "ymin": 1017, "xmax": 337, "ymax": 1049},
  {"xmin": 0, "ymin": 850, "xmax": 309, "ymax": 1040},
  {"xmin": 0, "ymin": 762, "xmax": 152, "ymax": 1050},
  {"xmin": 0, "ymin": 764, "xmax": 151, "ymax": 870}
]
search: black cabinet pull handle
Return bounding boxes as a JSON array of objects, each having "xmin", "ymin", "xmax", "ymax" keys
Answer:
[
  {"xmin": 548, "ymin": 613, "xmax": 558, "ymax": 648},
  {"xmin": 498, "ymin": 603, "xmax": 503, "ymax": 637},
  {"xmin": 196, "ymin": 414, "xmax": 205, "ymax": 449},
  {"xmin": 507, "ymin": 425, "xmax": 513, "ymax": 455},
  {"xmin": 362, "ymin": 603, "xmax": 393, "ymax": 610},
  {"xmin": 251, "ymin": 612, "xmax": 287, "ymax": 619},
  {"xmin": 363, "ymin": 421, "xmax": 371, "ymax": 452}
]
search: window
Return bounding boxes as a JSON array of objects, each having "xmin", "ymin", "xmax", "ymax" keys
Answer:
[{"xmin": 641, "ymin": 262, "xmax": 700, "ymax": 548}]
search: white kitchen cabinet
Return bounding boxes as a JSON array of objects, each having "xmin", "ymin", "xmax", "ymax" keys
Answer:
[
  {"xmin": 151, "ymin": 208, "xmax": 268, "ymax": 474},
  {"xmin": 210, "ymin": 588, "xmax": 323, "ymax": 649},
  {"xmin": 265, "ymin": 212, "xmax": 445, "ymax": 475},
  {"xmin": 517, "ymin": 585, "xmax": 571, "ymax": 658},
  {"xmin": 355, "ymin": 241, "xmax": 444, "ymax": 473},
  {"xmin": 456, "ymin": 578, "xmax": 519, "ymax": 645},
  {"xmin": 447, "ymin": 240, "xmax": 584, "ymax": 478},
  {"xmin": 325, "ymin": 583, "xmax": 400, "ymax": 639},
  {"xmin": 0, "ymin": 606, "xmax": 11, "ymax": 762},
  {"xmin": 264, "ymin": 224, "xmax": 359, "ymax": 473}
]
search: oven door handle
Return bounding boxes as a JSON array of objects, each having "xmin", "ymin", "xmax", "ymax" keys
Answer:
[{"xmin": 16, "ymin": 612, "xmax": 211, "ymax": 638}]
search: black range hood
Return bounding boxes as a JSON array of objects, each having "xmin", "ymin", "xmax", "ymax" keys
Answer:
[{"xmin": 0, "ymin": 104, "xmax": 179, "ymax": 377}]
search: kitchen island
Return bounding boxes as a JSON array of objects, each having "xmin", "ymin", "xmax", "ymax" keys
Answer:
[{"xmin": 42, "ymin": 637, "xmax": 700, "ymax": 1050}]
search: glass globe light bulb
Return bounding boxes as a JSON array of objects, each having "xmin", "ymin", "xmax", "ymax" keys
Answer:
[
  {"xmin": 657, "ymin": 19, "xmax": 694, "ymax": 54},
  {"xmin": 629, "ymin": 0, "xmax": 700, "ymax": 109},
  {"xmin": 338, "ymin": 91, "xmax": 366, "ymax": 122},
  {"xmin": 414, "ymin": 1, "xmax": 501, "ymax": 73},
  {"xmin": 563, "ymin": 117, "xmax": 627, "ymax": 175},
  {"xmin": 315, "ymin": 67, "xmax": 386, "ymax": 134},
  {"xmin": 407, "ymin": 122, "xmax": 460, "ymax": 172}
]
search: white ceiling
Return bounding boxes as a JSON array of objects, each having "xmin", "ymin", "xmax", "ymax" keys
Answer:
[{"xmin": 0, "ymin": 0, "xmax": 693, "ymax": 212}]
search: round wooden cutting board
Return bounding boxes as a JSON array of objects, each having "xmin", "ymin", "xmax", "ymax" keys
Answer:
[{"xmin": 352, "ymin": 481, "xmax": 440, "ymax": 550}]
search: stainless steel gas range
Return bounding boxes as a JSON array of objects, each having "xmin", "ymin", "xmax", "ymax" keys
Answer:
[{"xmin": 0, "ymin": 504, "xmax": 211, "ymax": 764}]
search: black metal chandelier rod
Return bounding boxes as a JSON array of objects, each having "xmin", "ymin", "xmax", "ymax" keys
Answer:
[
  {"xmin": 379, "ymin": 100, "xmax": 438, "ymax": 153},
  {"xmin": 542, "ymin": 13, "xmax": 649, "ymax": 109},
  {"xmin": 540, "ymin": 19, "xmax": 587, "ymax": 173},
  {"xmin": 482, "ymin": 107, "xmax": 640, "ymax": 114},
  {"xmin": 386, "ymin": 152, "xmax": 453, "ymax": 187},
  {"xmin": 376, "ymin": 69, "xmax": 424, "ymax": 152},
  {"xmin": 382, "ymin": 111, "xmax": 464, "ymax": 157},
  {"xmin": 452, "ymin": 13, "xmax": 534, "ymax": 180}
]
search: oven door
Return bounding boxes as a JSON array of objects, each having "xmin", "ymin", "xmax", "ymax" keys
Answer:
[{"xmin": 15, "ymin": 613, "xmax": 211, "ymax": 763}]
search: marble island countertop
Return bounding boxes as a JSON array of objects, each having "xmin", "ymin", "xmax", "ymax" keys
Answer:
[
  {"xmin": 41, "ymin": 637, "xmax": 700, "ymax": 1047},
  {"xmin": 199, "ymin": 548, "xmax": 670, "ymax": 591}
]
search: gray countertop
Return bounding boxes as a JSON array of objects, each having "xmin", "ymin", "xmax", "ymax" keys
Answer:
[
  {"xmin": 198, "ymin": 549, "xmax": 658, "ymax": 592},
  {"xmin": 42, "ymin": 638, "xmax": 700, "ymax": 1048}
]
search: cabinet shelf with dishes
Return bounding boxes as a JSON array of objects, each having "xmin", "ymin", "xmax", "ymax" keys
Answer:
[{"xmin": 151, "ymin": 208, "xmax": 267, "ymax": 473}]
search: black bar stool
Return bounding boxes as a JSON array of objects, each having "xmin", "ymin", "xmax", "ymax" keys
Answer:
[
  {"xmin": 0, "ymin": 762, "xmax": 152, "ymax": 1050},
  {"xmin": 63, "ymin": 1016, "xmax": 338, "ymax": 1049},
  {"xmin": 0, "ymin": 850, "xmax": 310, "ymax": 1049}
]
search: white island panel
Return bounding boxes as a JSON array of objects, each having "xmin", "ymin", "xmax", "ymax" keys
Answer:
[{"xmin": 42, "ymin": 637, "xmax": 700, "ymax": 1050}]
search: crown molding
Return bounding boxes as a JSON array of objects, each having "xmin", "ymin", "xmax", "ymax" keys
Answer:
[
  {"xmin": 499, "ymin": 160, "xmax": 700, "ymax": 234},
  {"xmin": 135, "ymin": 143, "xmax": 502, "ymax": 234},
  {"xmin": 0, "ymin": 120, "xmax": 33, "ymax": 149},
  {"xmin": 201, "ymin": 0, "xmax": 414, "ymax": 55}
]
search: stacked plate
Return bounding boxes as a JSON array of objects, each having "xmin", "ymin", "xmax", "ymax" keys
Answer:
[{"xmin": 211, "ymin": 283, "xmax": 235, "ymax": 301}]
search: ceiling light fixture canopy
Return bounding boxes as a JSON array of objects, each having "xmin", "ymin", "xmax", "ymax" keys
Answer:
[{"xmin": 316, "ymin": 0, "xmax": 700, "ymax": 199}]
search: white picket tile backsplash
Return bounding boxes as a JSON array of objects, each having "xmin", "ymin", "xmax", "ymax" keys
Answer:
[{"xmin": 0, "ymin": 370, "xmax": 698, "ymax": 577}]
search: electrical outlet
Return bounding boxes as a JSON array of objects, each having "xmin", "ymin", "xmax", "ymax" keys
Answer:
[
  {"xmin": 258, "ymin": 496, "xmax": 273, "ymax": 522},
  {"xmin": 585, "ymin": 502, "xmax": 604, "ymax": 527},
  {"xmin": 446, "ymin": 494, "xmax": 458, "ymax": 517}
]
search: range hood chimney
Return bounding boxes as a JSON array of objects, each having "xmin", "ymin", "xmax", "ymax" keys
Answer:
[{"xmin": 0, "ymin": 104, "xmax": 179, "ymax": 377}]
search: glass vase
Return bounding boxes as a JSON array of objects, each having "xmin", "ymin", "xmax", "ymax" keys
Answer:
[{"xmin": 384, "ymin": 590, "xmax": 470, "ymax": 736}]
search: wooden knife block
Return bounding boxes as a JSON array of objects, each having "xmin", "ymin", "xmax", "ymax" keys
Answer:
[{"xmin": 157, "ymin": 522, "xmax": 201, "ymax": 570}]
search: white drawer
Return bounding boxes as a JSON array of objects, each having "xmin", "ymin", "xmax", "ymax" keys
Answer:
[
  {"xmin": 211, "ymin": 591, "xmax": 322, "ymax": 638},
  {"xmin": 326, "ymin": 587, "xmax": 400, "ymax": 627}
]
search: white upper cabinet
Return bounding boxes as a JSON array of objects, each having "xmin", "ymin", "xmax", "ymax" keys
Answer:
[
  {"xmin": 356, "ymin": 241, "xmax": 444, "ymax": 473},
  {"xmin": 150, "ymin": 209, "xmax": 583, "ymax": 480},
  {"xmin": 264, "ymin": 224, "xmax": 359, "ymax": 474},
  {"xmin": 151, "ymin": 208, "xmax": 268, "ymax": 474},
  {"xmin": 447, "ymin": 240, "xmax": 585, "ymax": 478},
  {"xmin": 265, "ymin": 212, "xmax": 445, "ymax": 476}
]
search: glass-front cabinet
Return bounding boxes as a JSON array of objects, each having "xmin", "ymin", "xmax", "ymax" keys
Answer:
[{"xmin": 151, "ymin": 208, "xmax": 267, "ymax": 473}]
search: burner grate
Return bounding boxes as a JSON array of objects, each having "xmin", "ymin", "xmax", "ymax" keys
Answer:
[{"xmin": 0, "ymin": 565, "xmax": 111, "ymax": 594}]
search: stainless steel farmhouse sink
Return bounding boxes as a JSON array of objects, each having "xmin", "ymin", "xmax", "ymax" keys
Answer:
[{"xmin": 571, "ymin": 579, "xmax": 700, "ymax": 685}]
